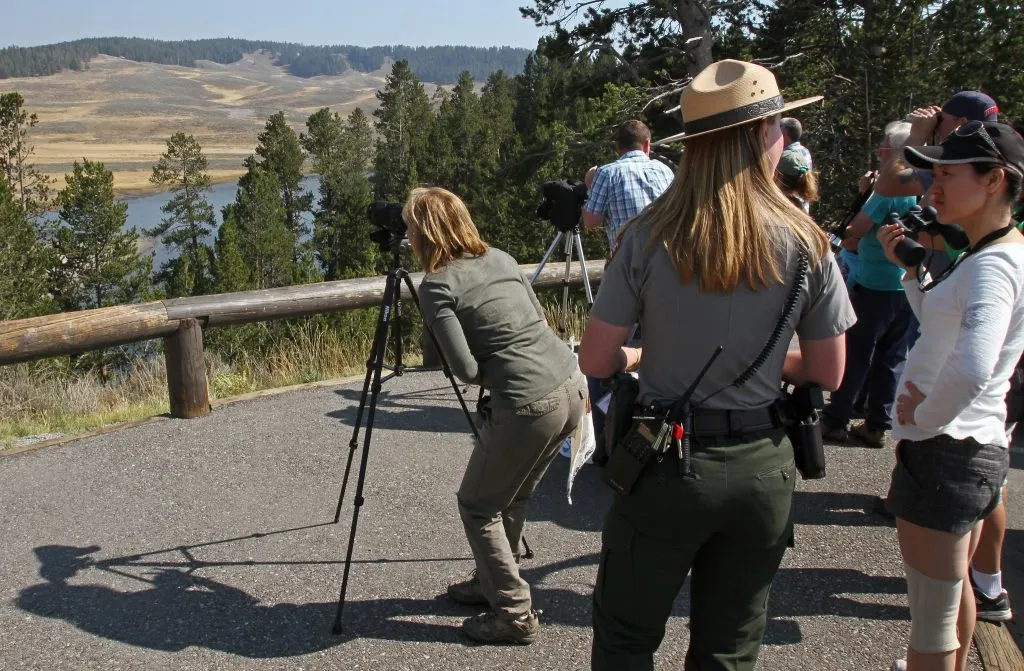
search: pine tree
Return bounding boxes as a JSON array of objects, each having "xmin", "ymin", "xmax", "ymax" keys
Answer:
[
  {"xmin": 422, "ymin": 71, "xmax": 481, "ymax": 195},
  {"xmin": 254, "ymin": 111, "xmax": 313, "ymax": 246},
  {"xmin": 148, "ymin": 132, "xmax": 217, "ymax": 296},
  {"xmin": 233, "ymin": 160, "xmax": 293, "ymax": 289},
  {"xmin": 213, "ymin": 204, "xmax": 251, "ymax": 293},
  {"xmin": 304, "ymin": 107, "xmax": 376, "ymax": 280},
  {"xmin": 52, "ymin": 159, "xmax": 151, "ymax": 310},
  {"xmin": 0, "ymin": 92, "xmax": 52, "ymax": 218},
  {"xmin": 373, "ymin": 59, "xmax": 434, "ymax": 201},
  {"xmin": 0, "ymin": 179, "xmax": 52, "ymax": 320}
]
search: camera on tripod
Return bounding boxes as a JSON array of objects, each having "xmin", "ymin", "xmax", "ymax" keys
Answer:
[
  {"xmin": 888, "ymin": 205, "xmax": 970, "ymax": 267},
  {"xmin": 368, "ymin": 200, "xmax": 407, "ymax": 252},
  {"xmin": 537, "ymin": 180, "xmax": 588, "ymax": 233}
]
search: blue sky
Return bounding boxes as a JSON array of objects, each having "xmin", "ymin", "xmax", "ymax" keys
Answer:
[{"xmin": 2, "ymin": 0, "xmax": 549, "ymax": 49}]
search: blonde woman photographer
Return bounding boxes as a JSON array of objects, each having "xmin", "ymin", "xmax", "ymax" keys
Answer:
[{"xmin": 404, "ymin": 186, "xmax": 586, "ymax": 646}]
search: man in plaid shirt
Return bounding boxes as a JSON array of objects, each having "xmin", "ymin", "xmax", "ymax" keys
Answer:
[{"xmin": 584, "ymin": 120, "xmax": 675, "ymax": 253}]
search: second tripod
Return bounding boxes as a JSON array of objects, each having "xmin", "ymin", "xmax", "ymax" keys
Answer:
[
  {"xmin": 531, "ymin": 225, "xmax": 594, "ymax": 338},
  {"xmin": 330, "ymin": 247, "xmax": 479, "ymax": 635}
]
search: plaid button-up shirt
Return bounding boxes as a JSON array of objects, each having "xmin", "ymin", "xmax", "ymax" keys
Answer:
[{"xmin": 585, "ymin": 150, "xmax": 675, "ymax": 250}]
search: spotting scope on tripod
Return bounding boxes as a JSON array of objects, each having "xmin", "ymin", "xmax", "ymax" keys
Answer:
[{"xmin": 532, "ymin": 179, "xmax": 595, "ymax": 337}]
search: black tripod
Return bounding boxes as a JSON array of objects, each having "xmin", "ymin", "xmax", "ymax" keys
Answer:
[{"xmin": 330, "ymin": 242, "xmax": 479, "ymax": 634}]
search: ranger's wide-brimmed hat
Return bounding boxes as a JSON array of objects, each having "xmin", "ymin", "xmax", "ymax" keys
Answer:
[{"xmin": 655, "ymin": 60, "xmax": 823, "ymax": 144}]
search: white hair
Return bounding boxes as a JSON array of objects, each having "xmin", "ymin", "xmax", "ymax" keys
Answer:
[{"xmin": 884, "ymin": 120, "xmax": 912, "ymax": 149}]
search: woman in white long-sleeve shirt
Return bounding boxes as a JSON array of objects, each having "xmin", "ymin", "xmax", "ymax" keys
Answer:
[{"xmin": 877, "ymin": 120, "xmax": 1024, "ymax": 671}]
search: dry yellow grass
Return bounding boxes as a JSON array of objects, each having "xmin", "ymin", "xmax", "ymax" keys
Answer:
[
  {"xmin": 2, "ymin": 53, "xmax": 389, "ymax": 196},
  {"xmin": 0, "ymin": 298, "xmax": 583, "ymax": 448}
]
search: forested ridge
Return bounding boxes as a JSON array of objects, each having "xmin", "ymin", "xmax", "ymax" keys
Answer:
[{"xmin": 0, "ymin": 37, "xmax": 532, "ymax": 83}]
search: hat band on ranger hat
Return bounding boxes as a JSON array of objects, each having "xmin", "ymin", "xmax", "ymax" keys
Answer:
[{"xmin": 683, "ymin": 95, "xmax": 785, "ymax": 136}]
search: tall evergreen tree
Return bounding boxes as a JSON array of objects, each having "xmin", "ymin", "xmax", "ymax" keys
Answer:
[
  {"xmin": 213, "ymin": 204, "xmax": 251, "ymax": 293},
  {"xmin": 254, "ymin": 111, "xmax": 313, "ymax": 245},
  {"xmin": 373, "ymin": 59, "xmax": 434, "ymax": 201},
  {"xmin": 422, "ymin": 71, "xmax": 481, "ymax": 195},
  {"xmin": 148, "ymin": 132, "xmax": 217, "ymax": 296},
  {"xmin": 52, "ymin": 159, "xmax": 151, "ymax": 310},
  {"xmin": 0, "ymin": 180, "xmax": 52, "ymax": 320},
  {"xmin": 303, "ymin": 107, "xmax": 376, "ymax": 279},
  {"xmin": 0, "ymin": 92, "xmax": 51, "ymax": 217},
  {"xmin": 232, "ymin": 160, "xmax": 293, "ymax": 290}
]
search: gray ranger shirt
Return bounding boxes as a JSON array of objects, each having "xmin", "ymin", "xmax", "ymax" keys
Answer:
[{"xmin": 592, "ymin": 221, "xmax": 856, "ymax": 410}]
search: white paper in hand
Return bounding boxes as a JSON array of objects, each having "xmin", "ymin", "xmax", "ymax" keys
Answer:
[
  {"xmin": 567, "ymin": 401, "xmax": 596, "ymax": 504},
  {"xmin": 566, "ymin": 344, "xmax": 596, "ymax": 504}
]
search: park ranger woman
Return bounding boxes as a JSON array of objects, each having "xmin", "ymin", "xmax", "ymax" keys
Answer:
[{"xmin": 579, "ymin": 60, "xmax": 856, "ymax": 670}]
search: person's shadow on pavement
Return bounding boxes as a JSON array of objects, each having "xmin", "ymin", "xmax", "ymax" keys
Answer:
[{"xmin": 16, "ymin": 544, "xmax": 472, "ymax": 656}]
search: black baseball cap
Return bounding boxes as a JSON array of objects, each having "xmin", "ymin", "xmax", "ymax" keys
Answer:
[
  {"xmin": 942, "ymin": 91, "xmax": 999, "ymax": 122},
  {"xmin": 904, "ymin": 121, "xmax": 1024, "ymax": 178}
]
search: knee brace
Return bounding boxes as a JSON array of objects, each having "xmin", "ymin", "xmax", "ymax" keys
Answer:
[{"xmin": 905, "ymin": 563, "xmax": 962, "ymax": 654}]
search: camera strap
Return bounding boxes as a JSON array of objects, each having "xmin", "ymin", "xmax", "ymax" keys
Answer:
[{"xmin": 921, "ymin": 220, "xmax": 1017, "ymax": 292}]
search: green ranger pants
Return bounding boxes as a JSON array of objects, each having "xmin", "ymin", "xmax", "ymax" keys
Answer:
[{"xmin": 591, "ymin": 429, "xmax": 796, "ymax": 671}]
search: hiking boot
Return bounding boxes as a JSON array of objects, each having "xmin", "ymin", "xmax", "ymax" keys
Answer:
[
  {"xmin": 974, "ymin": 586, "xmax": 1013, "ymax": 623},
  {"xmin": 447, "ymin": 570, "xmax": 488, "ymax": 606},
  {"xmin": 822, "ymin": 418, "xmax": 848, "ymax": 443},
  {"xmin": 462, "ymin": 609, "xmax": 540, "ymax": 645},
  {"xmin": 850, "ymin": 422, "xmax": 886, "ymax": 449}
]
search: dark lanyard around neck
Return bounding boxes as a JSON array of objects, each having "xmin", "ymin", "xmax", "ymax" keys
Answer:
[{"xmin": 921, "ymin": 221, "xmax": 1017, "ymax": 292}]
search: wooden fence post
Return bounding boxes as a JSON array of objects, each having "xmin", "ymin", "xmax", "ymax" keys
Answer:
[{"xmin": 164, "ymin": 318, "xmax": 210, "ymax": 419}]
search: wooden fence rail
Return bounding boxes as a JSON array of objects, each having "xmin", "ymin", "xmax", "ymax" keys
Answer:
[{"xmin": 0, "ymin": 261, "xmax": 603, "ymax": 418}]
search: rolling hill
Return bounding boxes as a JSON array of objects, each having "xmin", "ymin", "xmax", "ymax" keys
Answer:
[{"xmin": 4, "ymin": 52, "xmax": 393, "ymax": 195}]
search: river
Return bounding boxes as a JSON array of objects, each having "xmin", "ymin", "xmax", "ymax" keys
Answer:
[{"xmin": 126, "ymin": 175, "xmax": 321, "ymax": 268}]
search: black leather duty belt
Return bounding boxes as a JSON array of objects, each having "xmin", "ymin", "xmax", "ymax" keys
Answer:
[{"xmin": 688, "ymin": 407, "xmax": 779, "ymax": 438}]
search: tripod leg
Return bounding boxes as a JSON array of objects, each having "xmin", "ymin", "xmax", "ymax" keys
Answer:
[
  {"xmin": 558, "ymin": 231, "xmax": 574, "ymax": 338},
  {"xmin": 393, "ymin": 273, "xmax": 405, "ymax": 375},
  {"xmin": 573, "ymin": 231, "xmax": 594, "ymax": 305},
  {"xmin": 531, "ymin": 232, "xmax": 564, "ymax": 285},
  {"xmin": 401, "ymin": 274, "xmax": 483, "ymax": 444},
  {"xmin": 333, "ymin": 273, "xmax": 396, "ymax": 524},
  {"xmin": 332, "ymin": 274, "xmax": 396, "ymax": 634}
]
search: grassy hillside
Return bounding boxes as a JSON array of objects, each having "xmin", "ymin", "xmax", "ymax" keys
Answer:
[{"xmin": 4, "ymin": 53, "xmax": 387, "ymax": 195}]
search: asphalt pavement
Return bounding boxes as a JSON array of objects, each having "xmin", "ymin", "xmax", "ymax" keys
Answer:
[{"xmin": 1, "ymin": 370, "xmax": 1018, "ymax": 670}]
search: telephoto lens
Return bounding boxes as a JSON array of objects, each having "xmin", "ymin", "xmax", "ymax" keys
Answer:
[{"xmin": 888, "ymin": 211, "xmax": 928, "ymax": 267}]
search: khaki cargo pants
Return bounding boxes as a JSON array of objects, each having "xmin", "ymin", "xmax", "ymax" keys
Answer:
[{"xmin": 457, "ymin": 369, "xmax": 587, "ymax": 617}]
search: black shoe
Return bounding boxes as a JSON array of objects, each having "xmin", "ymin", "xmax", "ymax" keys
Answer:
[
  {"xmin": 871, "ymin": 496, "xmax": 895, "ymax": 520},
  {"xmin": 974, "ymin": 585, "xmax": 1013, "ymax": 623}
]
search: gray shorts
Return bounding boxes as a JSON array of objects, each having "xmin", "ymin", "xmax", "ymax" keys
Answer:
[{"xmin": 886, "ymin": 433, "xmax": 1009, "ymax": 535}]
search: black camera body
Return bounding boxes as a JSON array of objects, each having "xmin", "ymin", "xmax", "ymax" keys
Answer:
[
  {"xmin": 537, "ymin": 180, "xmax": 588, "ymax": 233},
  {"xmin": 368, "ymin": 200, "xmax": 406, "ymax": 252},
  {"xmin": 889, "ymin": 206, "xmax": 970, "ymax": 267}
]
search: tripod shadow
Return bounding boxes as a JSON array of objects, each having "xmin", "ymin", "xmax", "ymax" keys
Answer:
[
  {"xmin": 16, "ymin": 536, "xmax": 481, "ymax": 655},
  {"xmin": 328, "ymin": 386, "xmax": 475, "ymax": 435},
  {"xmin": 17, "ymin": 521, "xmax": 908, "ymax": 653}
]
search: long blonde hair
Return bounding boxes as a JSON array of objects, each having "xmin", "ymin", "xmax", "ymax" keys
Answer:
[
  {"xmin": 642, "ymin": 118, "xmax": 827, "ymax": 292},
  {"xmin": 403, "ymin": 187, "xmax": 488, "ymax": 273}
]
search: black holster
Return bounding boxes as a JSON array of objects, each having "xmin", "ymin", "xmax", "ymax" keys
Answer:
[{"xmin": 777, "ymin": 383, "xmax": 827, "ymax": 480}]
